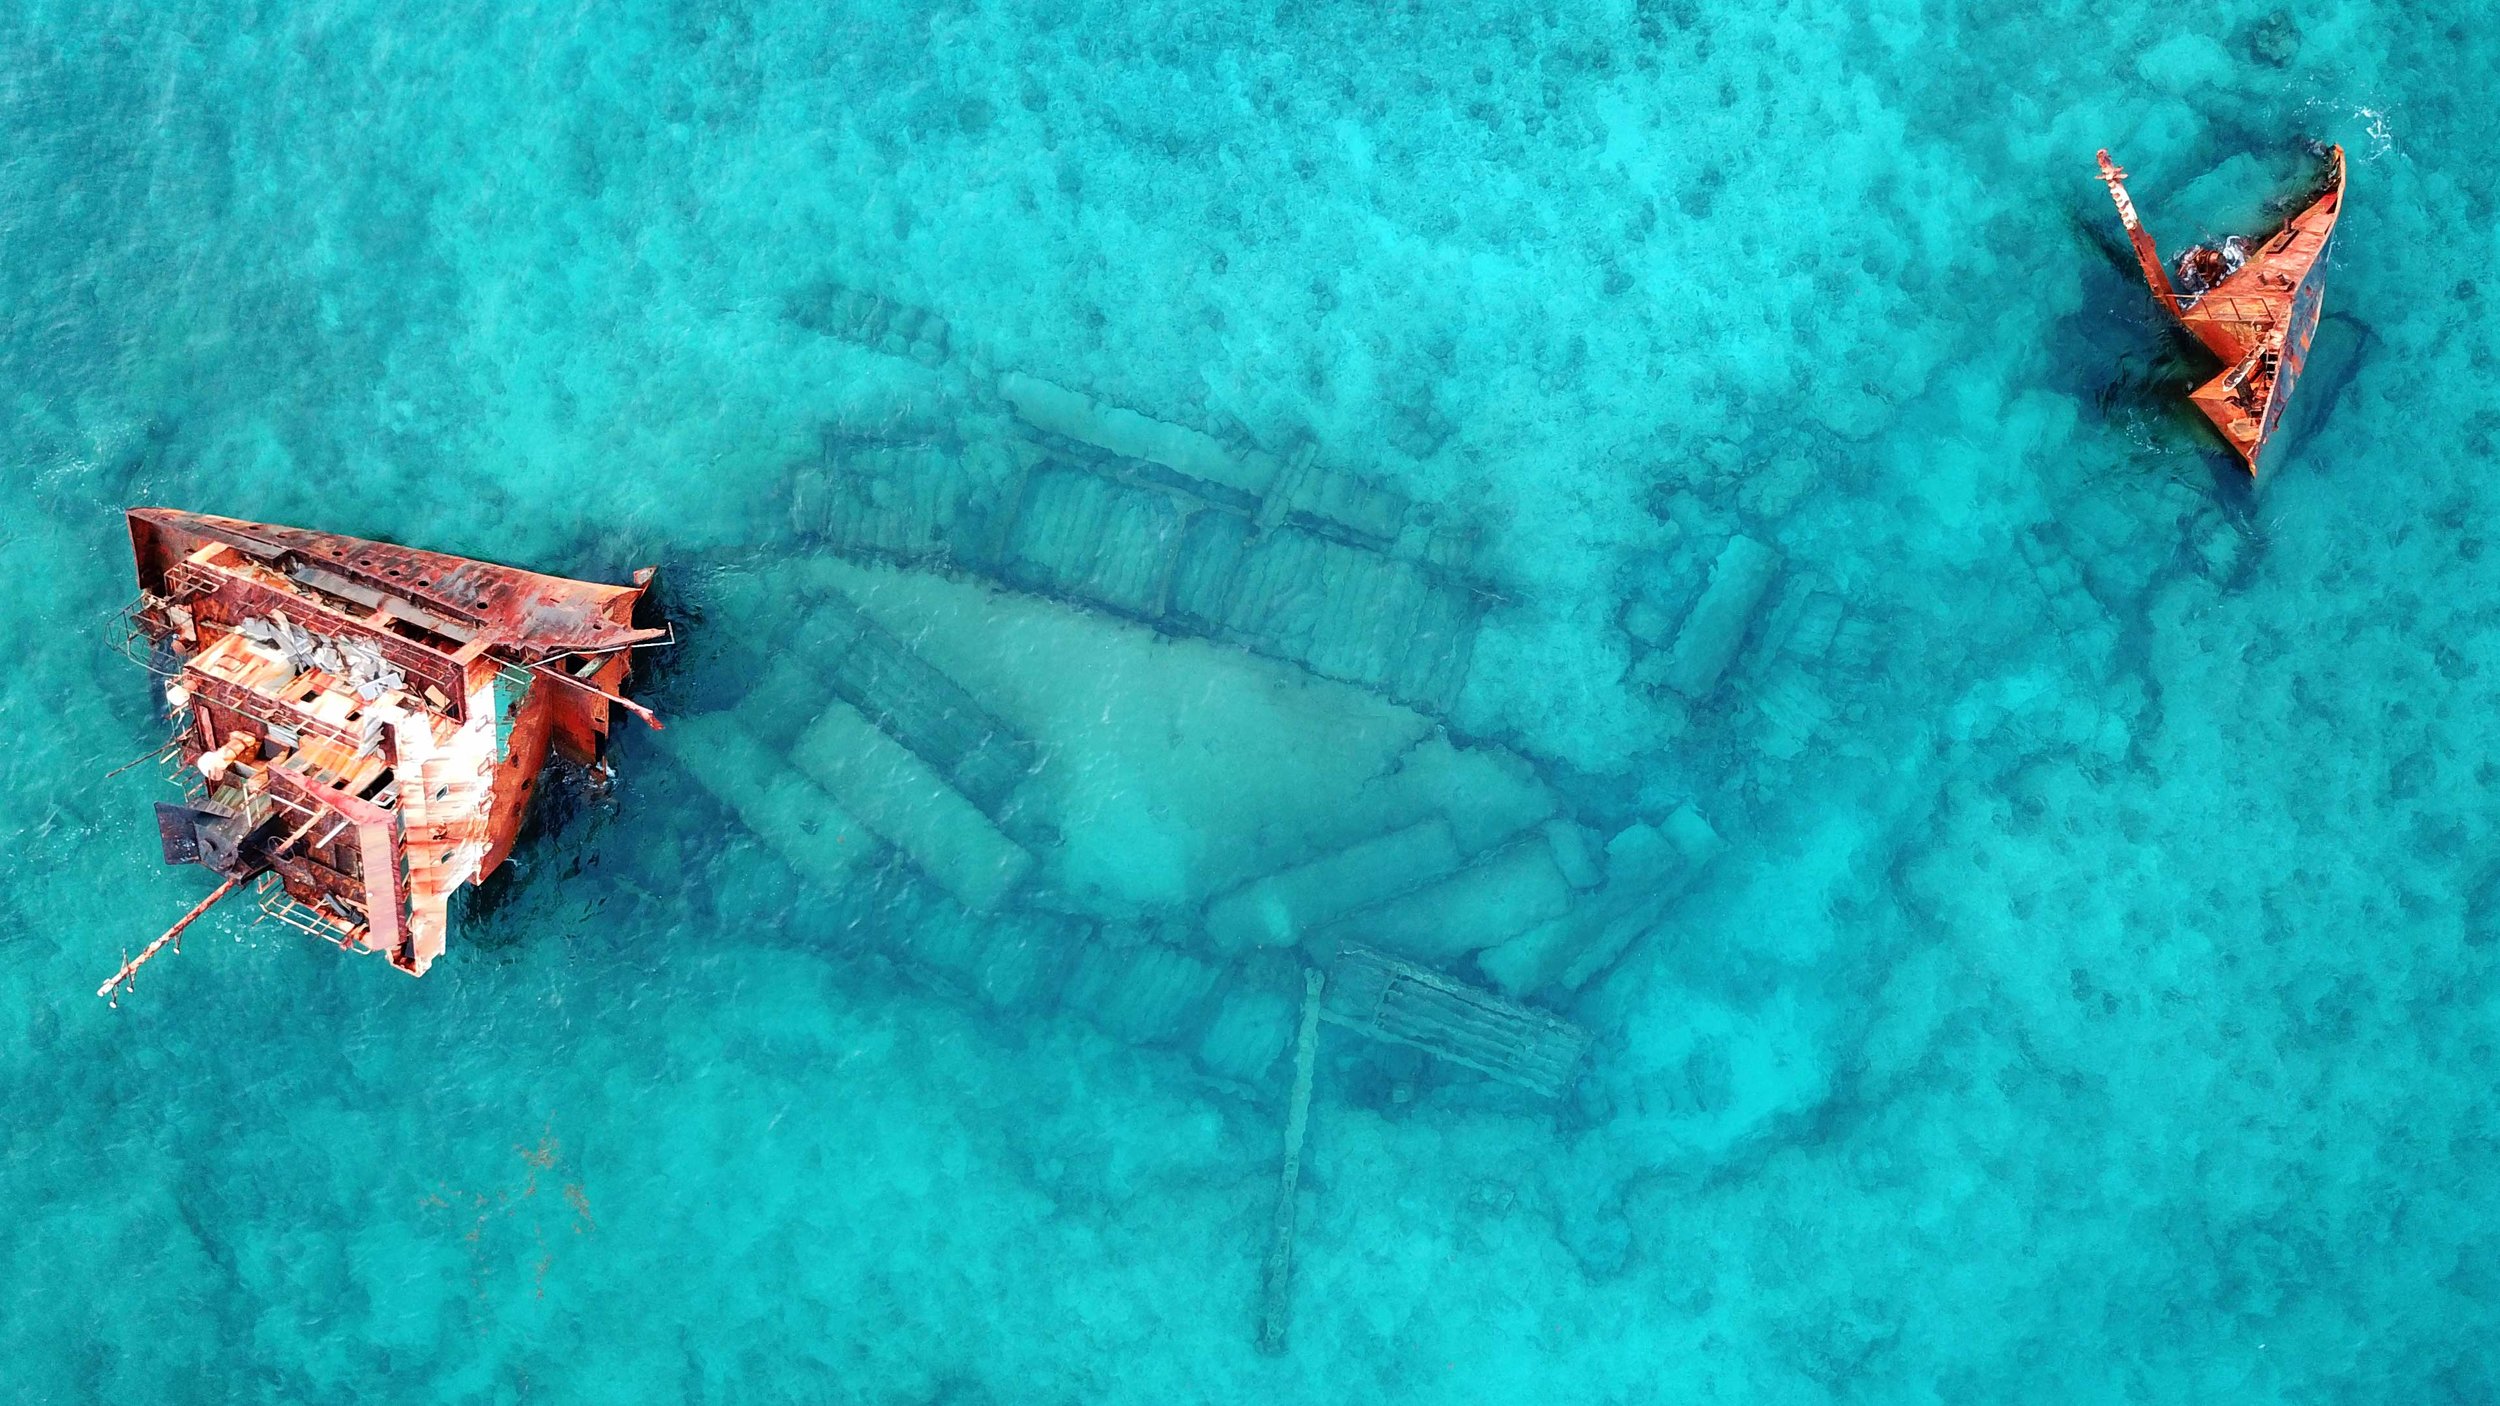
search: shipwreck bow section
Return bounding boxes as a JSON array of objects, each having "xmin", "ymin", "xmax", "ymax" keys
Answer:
[
  {"xmin": 110, "ymin": 508, "xmax": 663, "ymax": 989},
  {"xmin": 2096, "ymin": 144, "xmax": 2344, "ymax": 475}
]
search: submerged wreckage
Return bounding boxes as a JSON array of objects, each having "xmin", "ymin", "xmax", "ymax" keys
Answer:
[
  {"xmin": 2096, "ymin": 143, "xmax": 2345, "ymax": 474},
  {"xmin": 101, "ymin": 509, "xmax": 663, "ymax": 1000}
]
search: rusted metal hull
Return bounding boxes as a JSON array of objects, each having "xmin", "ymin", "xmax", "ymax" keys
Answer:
[
  {"xmin": 2096, "ymin": 145, "xmax": 2345, "ymax": 475},
  {"xmin": 108, "ymin": 509, "xmax": 662, "ymax": 992}
]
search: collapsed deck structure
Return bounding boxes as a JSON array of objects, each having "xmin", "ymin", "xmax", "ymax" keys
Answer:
[
  {"xmin": 102, "ymin": 509, "xmax": 662, "ymax": 999},
  {"xmin": 2096, "ymin": 144, "xmax": 2345, "ymax": 474}
]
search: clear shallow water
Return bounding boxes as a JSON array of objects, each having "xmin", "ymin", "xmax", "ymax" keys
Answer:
[{"xmin": 3, "ymin": 1, "xmax": 2495, "ymax": 1400}]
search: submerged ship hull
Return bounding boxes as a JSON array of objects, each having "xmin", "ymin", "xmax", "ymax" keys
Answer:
[
  {"xmin": 107, "ymin": 510, "xmax": 661, "ymax": 992},
  {"xmin": 2096, "ymin": 145, "xmax": 2345, "ymax": 474}
]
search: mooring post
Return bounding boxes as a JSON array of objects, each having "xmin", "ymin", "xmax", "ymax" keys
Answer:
[{"xmin": 1258, "ymin": 965, "xmax": 1327, "ymax": 1355}]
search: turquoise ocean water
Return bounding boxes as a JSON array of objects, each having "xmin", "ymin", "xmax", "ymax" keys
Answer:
[{"xmin": 5, "ymin": 1, "xmax": 2496, "ymax": 1399}]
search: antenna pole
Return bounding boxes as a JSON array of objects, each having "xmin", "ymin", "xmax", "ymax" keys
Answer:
[
  {"xmin": 532, "ymin": 664, "xmax": 665, "ymax": 730},
  {"xmin": 96, "ymin": 809, "xmax": 328, "ymax": 1004},
  {"xmin": 102, "ymin": 736, "xmax": 184, "ymax": 782},
  {"xmin": 98, "ymin": 874, "xmax": 245, "ymax": 1004}
]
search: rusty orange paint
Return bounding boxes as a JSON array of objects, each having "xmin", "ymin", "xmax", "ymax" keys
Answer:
[
  {"xmin": 111, "ymin": 509, "xmax": 663, "ymax": 989},
  {"xmin": 2097, "ymin": 145, "xmax": 2345, "ymax": 475}
]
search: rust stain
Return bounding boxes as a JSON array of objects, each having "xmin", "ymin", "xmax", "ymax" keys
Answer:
[{"xmin": 421, "ymin": 1117, "xmax": 597, "ymax": 1313}]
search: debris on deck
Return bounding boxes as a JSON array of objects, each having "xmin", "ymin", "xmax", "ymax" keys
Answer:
[
  {"xmin": 1321, "ymin": 944, "xmax": 1592, "ymax": 1099},
  {"xmin": 102, "ymin": 509, "xmax": 662, "ymax": 998},
  {"xmin": 1203, "ymin": 818, "xmax": 1467, "ymax": 953},
  {"xmin": 787, "ymin": 376, "xmax": 1482, "ymax": 714},
  {"xmin": 786, "ymin": 278, "xmax": 952, "ymax": 365},
  {"xmin": 1314, "ymin": 829, "xmax": 1579, "ymax": 966},
  {"xmin": 788, "ymin": 701, "xmax": 1035, "ymax": 913},
  {"xmin": 658, "ymin": 712, "xmax": 877, "ymax": 885},
  {"xmin": 794, "ymin": 592, "xmax": 1039, "ymax": 815},
  {"xmin": 658, "ymin": 553, "xmax": 1686, "ymax": 1102},
  {"xmin": 1661, "ymin": 534, "xmax": 1783, "ymax": 699}
]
